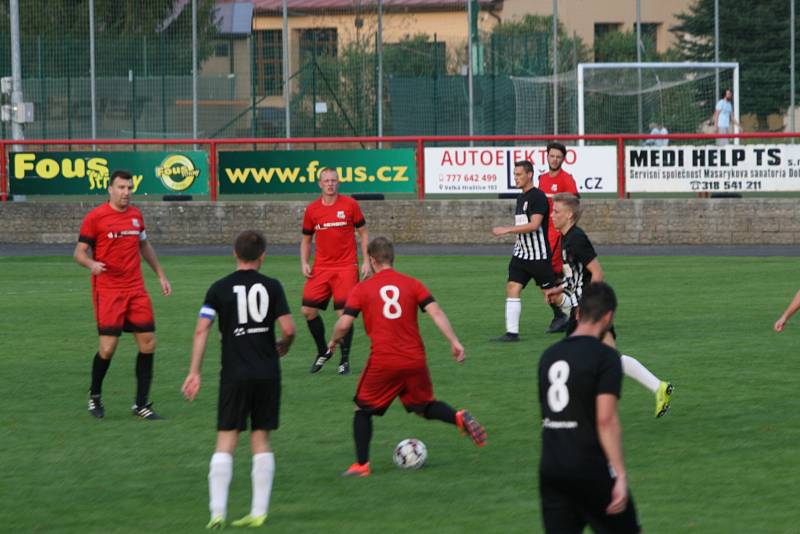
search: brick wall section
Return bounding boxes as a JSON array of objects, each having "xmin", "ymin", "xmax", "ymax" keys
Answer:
[{"xmin": 1, "ymin": 198, "xmax": 797, "ymax": 245}]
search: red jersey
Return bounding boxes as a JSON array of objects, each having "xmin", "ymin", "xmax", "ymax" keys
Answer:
[
  {"xmin": 538, "ymin": 169, "xmax": 579, "ymax": 233},
  {"xmin": 78, "ymin": 203, "xmax": 146, "ymax": 291},
  {"xmin": 302, "ymin": 195, "xmax": 365, "ymax": 269},
  {"xmin": 344, "ymin": 268, "xmax": 434, "ymax": 369},
  {"xmin": 538, "ymin": 169, "xmax": 578, "ymax": 204}
]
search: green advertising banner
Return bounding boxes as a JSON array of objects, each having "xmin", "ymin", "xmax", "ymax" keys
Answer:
[
  {"xmin": 218, "ymin": 149, "xmax": 417, "ymax": 194},
  {"xmin": 10, "ymin": 151, "xmax": 209, "ymax": 195}
]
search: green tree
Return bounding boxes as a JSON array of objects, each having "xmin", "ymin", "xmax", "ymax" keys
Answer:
[
  {"xmin": 593, "ymin": 30, "xmax": 658, "ymax": 62},
  {"xmin": 383, "ymin": 34, "xmax": 447, "ymax": 77},
  {"xmin": 488, "ymin": 15, "xmax": 591, "ymax": 75},
  {"xmin": 671, "ymin": 0, "xmax": 794, "ymax": 125},
  {"xmin": 0, "ymin": 0, "xmax": 218, "ymax": 76}
]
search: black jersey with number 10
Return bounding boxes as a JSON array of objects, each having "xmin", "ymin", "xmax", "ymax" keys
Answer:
[
  {"xmin": 200, "ymin": 269, "xmax": 291, "ymax": 382},
  {"xmin": 538, "ymin": 335, "xmax": 622, "ymax": 478}
]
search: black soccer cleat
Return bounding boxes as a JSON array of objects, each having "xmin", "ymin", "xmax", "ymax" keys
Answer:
[
  {"xmin": 545, "ymin": 315, "xmax": 570, "ymax": 334},
  {"xmin": 492, "ymin": 332, "xmax": 520, "ymax": 342},
  {"xmin": 309, "ymin": 350, "xmax": 334, "ymax": 374},
  {"xmin": 338, "ymin": 361, "xmax": 351, "ymax": 375},
  {"xmin": 132, "ymin": 402, "xmax": 164, "ymax": 420},
  {"xmin": 88, "ymin": 394, "xmax": 105, "ymax": 419}
]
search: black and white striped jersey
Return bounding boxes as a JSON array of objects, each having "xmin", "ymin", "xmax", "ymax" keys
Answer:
[
  {"xmin": 561, "ymin": 225, "xmax": 597, "ymax": 306},
  {"xmin": 512, "ymin": 187, "xmax": 551, "ymax": 261}
]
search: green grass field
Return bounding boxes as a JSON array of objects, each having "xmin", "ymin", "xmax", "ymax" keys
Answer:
[{"xmin": 2, "ymin": 253, "xmax": 798, "ymax": 533}]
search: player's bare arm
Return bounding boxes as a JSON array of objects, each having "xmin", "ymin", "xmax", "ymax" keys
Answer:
[
  {"xmin": 276, "ymin": 314, "xmax": 297, "ymax": 357},
  {"xmin": 492, "ymin": 214, "xmax": 544, "ymax": 237},
  {"xmin": 327, "ymin": 313, "xmax": 355, "ymax": 352},
  {"xmin": 596, "ymin": 393, "xmax": 628, "ymax": 515},
  {"xmin": 182, "ymin": 316, "xmax": 214, "ymax": 401},
  {"xmin": 424, "ymin": 301, "xmax": 465, "ymax": 363},
  {"xmin": 357, "ymin": 225, "xmax": 370, "ymax": 279},
  {"xmin": 300, "ymin": 234, "xmax": 313, "ymax": 278},
  {"xmin": 774, "ymin": 288, "xmax": 800, "ymax": 332},
  {"xmin": 73, "ymin": 241, "xmax": 106, "ymax": 275},
  {"xmin": 585, "ymin": 258, "xmax": 604, "ymax": 283},
  {"xmin": 140, "ymin": 239, "xmax": 171, "ymax": 295}
]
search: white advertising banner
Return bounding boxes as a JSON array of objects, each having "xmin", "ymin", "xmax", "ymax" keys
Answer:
[
  {"xmin": 626, "ymin": 144, "xmax": 800, "ymax": 193},
  {"xmin": 424, "ymin": 146, "xmax": 618, "ymax": 195}
]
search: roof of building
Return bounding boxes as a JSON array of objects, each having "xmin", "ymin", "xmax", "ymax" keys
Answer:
[{"xmin": 250, "ymin": 0, "xmax": 497, "ymax": 13}]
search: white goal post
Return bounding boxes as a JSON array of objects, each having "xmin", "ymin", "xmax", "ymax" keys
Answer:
[{"xmin": 577, "ymin": 62, "xmax": 740, "ymax": 141}]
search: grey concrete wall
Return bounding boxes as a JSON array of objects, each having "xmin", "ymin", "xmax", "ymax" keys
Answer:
[{"xmin": 1, "ymin": 198, "xmax": 798, "ymax": 245}]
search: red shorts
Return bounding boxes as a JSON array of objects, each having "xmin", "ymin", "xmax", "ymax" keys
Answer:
[
  {"xmin": 354, "ymin": 361, "xmax": 435, "ymax": 415},
  {"xmin": 93, "ymin": 287, "xmax": 155, "ymax": 336},
  {"xmin": 302, "ymin": 266, "xmax": 359, "ymax": 310},
  {"xmin": 549, "ymin": 228, "xmax": 564, "ymax": 276}
]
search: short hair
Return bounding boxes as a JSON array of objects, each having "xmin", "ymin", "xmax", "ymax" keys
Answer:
[
  {"xmin": 546, "ymin": 142, "xmax": 567, "ymax": 157},
  {"xmin": 722, "ymin": 88, "xmax": 732, "ymax": 98},
  {"xmin": 319, "ymin": 167, "xmax": 339, "ymax": 179},
  {"xmin": 514, "ymin": 160, "xmax": 534, "ymax": 174},
  {"xmin": 577, "ymin": 282, "xmax": 617, "ymax": 324},
  {"xmin": 368, "ymin": 236, "xmax": 394, "ymax": 266},
  {"xmin": 553, "ymin": 193, "xmax": 582, "ymax": 224},
  {"xmin": 109, "ymin": 170, "xmax": 133, "ymax": 186},
  {"xmin": 234, "ymin": 230, "xmax": 267, "ymax": 262}
]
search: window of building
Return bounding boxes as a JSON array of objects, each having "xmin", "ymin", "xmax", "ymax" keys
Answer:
[
  {"xmin": 639, "ymin": 23, "xmax": 660, "ymax": 50},
  {"xmin": 298, "ymin": 28, "xmax": 338, "ymax": 61},
  {"xmin": 254, "ymin": 30, "xmax": 282, "ymax": 97},
  {"xmin": 594, "ymin": 23, "xmax": 623, "ymax": 43},
  {"xmin": 594, "ymin": 23, "xmax": 623, "ymax": 62}
]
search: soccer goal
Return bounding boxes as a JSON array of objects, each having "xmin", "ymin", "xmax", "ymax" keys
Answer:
[{"xmin": 577, "ymin": 62, "xmax": 739, "ymax": 138}]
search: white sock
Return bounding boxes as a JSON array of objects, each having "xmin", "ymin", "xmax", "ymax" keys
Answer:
[
  {"xmin": 621, "ymin": 354, "xmax": 660, "ymax": 393},
  {"xmin": 250, "ymin": 452, "xmax": 275, "ymax": 517},
  {"xmin": 209, "ymin": 452, "xmax": 233, "ymax": 520},
  {"xmin": 505, "ymin": 298, "xmax": 521, "ymax": 334},
  {"xmin": 557, "ymin": 294, "xmax": 572, "ymax": 316}
]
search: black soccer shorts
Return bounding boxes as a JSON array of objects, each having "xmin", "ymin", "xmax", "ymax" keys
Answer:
[
  {"xmin": 217, "ymin": 378, "xmax": 280, "ymax": 431},
  {"xmin": 507, "ymin": 257, "xmax": 556, "ymax": 289},
  {"xmin": 565, "ymin": 309, "xmax": 617, "ymax": 340},
  {"xmin": 539, "ymin": 473, "xmax": 640, "ymax": 534}
]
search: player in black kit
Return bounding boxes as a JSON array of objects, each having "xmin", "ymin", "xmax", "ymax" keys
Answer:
[
  {"xmin": 538, "ymin": 282, "xmax": 641, "ymax": 533},
  {"xmin": 491, "ymin": 160, "xmax": 557, "ymax": 341},
  {"xmin": 548, "ymin": 193, "xmax": 673, "ymax": 418},
  {"xmin": 182, "ymin": 230, "xmax": 296, "ymax": 529}
]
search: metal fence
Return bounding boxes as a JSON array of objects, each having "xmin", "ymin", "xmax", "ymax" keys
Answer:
[{"xmin": 0, "ymin": 0, "xmax": 798, "ymax": 141}]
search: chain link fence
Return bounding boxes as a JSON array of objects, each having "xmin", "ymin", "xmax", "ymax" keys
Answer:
[{"xmin": 0, "ymin": 0, "xmax": 798, "ymax": 140}]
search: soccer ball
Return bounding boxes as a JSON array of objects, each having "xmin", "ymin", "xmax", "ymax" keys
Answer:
[{"xmin": 393, "ymin": 438, "xmax": 427, "ymax": 469}]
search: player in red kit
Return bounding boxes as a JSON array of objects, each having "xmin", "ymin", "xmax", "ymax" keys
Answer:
[
  {"xmin": 327, "ymin": 237, "xmax": 487, "ymax": 477},
  {"xmin": 537, "ymin": 142, "xmax": 579, "ymax": 333},
  {"xmin": 74, "ymin": 170, "xmax": 171, "ymax": 420},
  {"xmin": 302, "ymin": 167, "xmax": 370, "ymax": 376}
]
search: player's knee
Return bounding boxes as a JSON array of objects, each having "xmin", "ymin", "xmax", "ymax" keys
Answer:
[
  {"xmin": 138, "ymin": 336, "xmax": 156, "ymax": 353},
  {"xmin": 98, "ymin": 339, "xmax": 118, "ymax": 359},
  {"xmin": 301, "ymin": 306, "xmax": 318, "ymax": 320},
  {"xmin": 506, "ymin": 282, "xmax": 522, "ymax": 298}
]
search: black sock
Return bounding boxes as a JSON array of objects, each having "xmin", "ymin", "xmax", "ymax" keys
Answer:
[
  {"xmin": 353, "ymin": 410, "xmax": 373, "ymax": 464},
  {"xmin": 422, "ymin": 400, "xmax": 457, "ymax": 425},
  {"xmin": 135, "ymin": 352, "xmax": 154, "ymax": 407},
  {"xmin": 307, "ymin": 317, "xmax": 327, "ymax": 354},
  {"xmin": 90, "ymin": 353, "xmax": 111, "ymax": 395},
  {"xmin": 340, "ymin": 326, "xmax": 354, "ymax": 363},
  {"xmin": 550, "ymin": 303, "xmax": 565, "ymax": 319}
]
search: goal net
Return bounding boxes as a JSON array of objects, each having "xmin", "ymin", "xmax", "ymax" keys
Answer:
[
  {"xmin": 577, "ymin": 62, "xmax": 739, "ymax": 136},
  {"xmin": 510, "ymin": 71, "xmax": 578, "ymax": 135}
]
